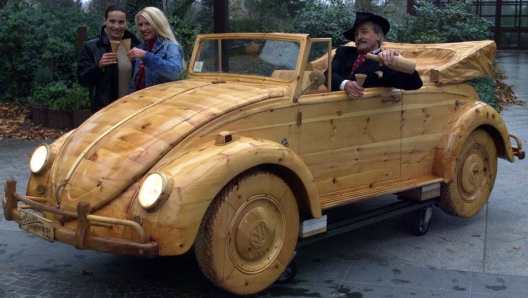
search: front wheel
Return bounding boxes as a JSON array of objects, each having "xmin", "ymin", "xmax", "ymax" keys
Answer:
[
  {"xmin": 438, "ymin": 129, "xmax": 498, "ymax": 218},
  {"xmin": 195, "ymin": 170, "xmax": 299, "ymax": 295}
]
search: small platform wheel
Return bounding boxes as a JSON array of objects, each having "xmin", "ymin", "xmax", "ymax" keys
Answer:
[
  {"xmin": 409, "ymin": 207, "xmax": 433, "ymax": 236},
  {"xmin": 274, "ymin": 258, "xmax": 298, "ymax": 284}
]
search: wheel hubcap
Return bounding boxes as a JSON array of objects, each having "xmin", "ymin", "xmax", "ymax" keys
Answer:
[
  {"xmin": 461, "ymin": 154, "xmax": 484, "ymax": 200},
  {"xmin": 229, "ymin": 194, "xmax": 285, "ymax": 274},
  {"xmin": 236, "ymin": 207, "xmax": 275, "ymax": 260}
]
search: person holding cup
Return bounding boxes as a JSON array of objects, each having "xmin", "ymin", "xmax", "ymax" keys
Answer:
[
  {"xmin": 327, "ymin": 12, "xmax": 423, "ymax": 98},
  {"xmin": 128, "ymin": 7, "xmax": 186, "ymax": 92},
  {"xmin": 77, "ymin": 4, "xmax": 140, "ymax": 113}
]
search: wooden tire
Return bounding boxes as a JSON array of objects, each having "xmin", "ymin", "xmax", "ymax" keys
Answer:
[
  {"xmin": 195, "ymin": 170, "xmax": 299, "ymax": 295},
  {"xmin": 439, "ymin": 129, "xmax": 497, "ymax": 218}
]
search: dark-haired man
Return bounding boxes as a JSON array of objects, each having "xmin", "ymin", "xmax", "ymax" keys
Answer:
[{"xmin": 78, "ymin": 4, "xmax": 140, "ymax": 113}]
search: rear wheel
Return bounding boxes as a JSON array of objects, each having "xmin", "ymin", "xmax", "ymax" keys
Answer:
[
  {"xmin": 438, "ymin": 129, "xmax": 497, "ymax": 218},
  {"xmin": 195, "ymin": 170, "xmax": 299, "ymax": 295}
]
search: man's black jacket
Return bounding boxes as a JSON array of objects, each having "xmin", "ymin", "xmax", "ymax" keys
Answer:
[
  {"xmin": 77, "ymin": 26, "xmax": 140, "ymax": 113},
  {"xmin": 327, "ymin": 45, "xmax": 423, "ymax": 92}
]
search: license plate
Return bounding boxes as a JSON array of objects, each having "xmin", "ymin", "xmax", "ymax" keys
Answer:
[{"xmin": 19, "ymin": 208, "xmax": 54, "ymax": 242}]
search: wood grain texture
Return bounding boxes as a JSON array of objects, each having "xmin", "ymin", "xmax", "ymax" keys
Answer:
[
  {"xmin": 14, "ymin": 34, "xmax": 517, "ymax": 267},
  {"xmin": 52, "ymin": 81, "xmax": 290, "ymax": 212}
]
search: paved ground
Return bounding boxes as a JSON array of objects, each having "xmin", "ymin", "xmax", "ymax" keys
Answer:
[{"xmin": 0, "ymin": 51, "xmax": 527, "ymax": 297}]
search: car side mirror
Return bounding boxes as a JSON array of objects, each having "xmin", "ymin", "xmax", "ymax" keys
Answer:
[
  {"xmin": 309, "ymin": 70, "xmax": 325, "ymax": 88},
  {"xmin": 294, "ymin": 70, "xmax": 326, "ymax": 103}
]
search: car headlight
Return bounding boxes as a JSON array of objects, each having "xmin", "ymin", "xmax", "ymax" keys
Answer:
[
  {"xmin": 138, "ymin": 171, "xmax": 173, "ymax": 212},
  {"xmin": 29, "ymin": 144, "xmax": 53, "ymax": 175}
]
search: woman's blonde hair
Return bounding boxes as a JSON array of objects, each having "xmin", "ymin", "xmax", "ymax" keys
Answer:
[
  {"xmin": 135, "ymin": 6, "xmax": 186, "ymax": 70},
  {"xmin": 135, "ymin": 7, "xmax": 178, "ymax": 44}
]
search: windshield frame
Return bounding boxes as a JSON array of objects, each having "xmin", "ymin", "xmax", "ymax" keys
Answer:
[{"xmin": 187, "ymin": 33, "xmax": 310, "ymax": 83}]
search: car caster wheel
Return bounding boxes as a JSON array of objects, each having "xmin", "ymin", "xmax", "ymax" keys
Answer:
[
  {"xmin": 275, "ymin": 259, "xmax": 297, "ymax": 284},
  {"xmin": 409, "ymin": 207, "xmax": 432, "ymax": 236}
]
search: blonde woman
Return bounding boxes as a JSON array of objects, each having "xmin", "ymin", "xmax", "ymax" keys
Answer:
[{"xmin": 128, "ymin": 7, "xmax": 186, "ymax": 92}]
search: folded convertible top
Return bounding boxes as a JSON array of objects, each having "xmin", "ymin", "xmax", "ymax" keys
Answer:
[{"xmin": 311, "ymin": 40, "xmax": 496, "ymax": 85}]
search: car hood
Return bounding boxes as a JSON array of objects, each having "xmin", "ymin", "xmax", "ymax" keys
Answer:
[{"xmin": 52, "ymin": 79, "xmax": 289, "ymax": 211}]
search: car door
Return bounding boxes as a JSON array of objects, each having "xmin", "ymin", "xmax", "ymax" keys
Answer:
[{"xmin": 297, "ymin": 88, "xmax": 403, "ymax": 206}]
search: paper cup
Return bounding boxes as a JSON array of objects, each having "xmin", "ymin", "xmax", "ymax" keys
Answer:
[
  {"xmin": 355, "ymin": 74, "xmax": 367, "ymax": 87},
  {"xmin": 110, "ymin": 40, "xmax": 121, "ymax": 53},
  {"xmin": 121, "ymin": 39, "xmax": 131, "ymax": 51}
]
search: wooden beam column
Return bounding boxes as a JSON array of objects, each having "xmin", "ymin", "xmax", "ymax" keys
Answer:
[
  {"xmin": 214, "ymin": 0, "xmax": 228, "ymax": 33},
  {"xmin": 214, "ymin": 0, "xmax": 229, "ymax": 72}
]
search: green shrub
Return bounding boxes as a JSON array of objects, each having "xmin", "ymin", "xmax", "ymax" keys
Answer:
[
  {"xmin": 170, "ymin": 16, "xmax": 200, "ymax": 64},
  {"xmin": 52, "ymin": 83, "xmax": 90, "ymax": 112},
  {"xmin": 31, "ymin": 67, "xmax": 55, "ymax": 107},
  {"xmin": 469, "ymin": 76, "xmax": 500, "ymax": 112},
  {"xmin": 33, "ymin": 67, "xmax": 54, "ymax": 87},
  {"xmin": 393, "ymin": 0, "xmax": 493, "ymax": 43},
  {"xmin": 230, "ymin": 18, "xmax": 264, "ymax": 33},
  {"xmin": 291, "ymin": 1, "xmax": 354, "ymax": 46},
  {"xmin": 0, "ymin": 1, "xmax": 100, "ymax": 102},
  {"xmin": 391, "ymin": 0, "xmax": 499, "ymax": 112},
  {"xmin": 32, "ymin": 82, "xmax": 89, "ymax": 112}
]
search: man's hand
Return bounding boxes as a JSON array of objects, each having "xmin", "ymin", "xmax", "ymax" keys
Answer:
[
  {"xmin": 99, "ymin": 53, "xmax": 117, "ymax": 70},
  {"xmin": 344, "ymin": 80, "xmax": 364, "ymax": 98},
  {"xmin": 376, "ymin": 49, "xmax": 399, "ymax": 66}
]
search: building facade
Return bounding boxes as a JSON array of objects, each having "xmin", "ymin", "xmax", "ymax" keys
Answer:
[{"xmin": 409, "ymin": 0, "xmax": 527, "ymax": 49}]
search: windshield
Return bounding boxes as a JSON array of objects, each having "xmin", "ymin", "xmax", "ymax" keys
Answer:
[{"xmin": 191, "ymin": 38, "xmax": 301, "ymax": 79}]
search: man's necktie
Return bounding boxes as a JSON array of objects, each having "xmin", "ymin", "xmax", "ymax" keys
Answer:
[{"xmin": 348, "ymin": 53, "xmax": 367, "ymax": 79}]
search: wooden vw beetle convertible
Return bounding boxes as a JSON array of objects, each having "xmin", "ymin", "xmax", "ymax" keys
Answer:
[{"xmin": 3, "ymin": 33, "xmax": 525, "ymax": 295}]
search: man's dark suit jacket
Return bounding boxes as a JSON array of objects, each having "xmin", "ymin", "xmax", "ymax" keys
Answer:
[{"xmin": 327, "ymin": 45, "xmax": 423, "ymax": 92}]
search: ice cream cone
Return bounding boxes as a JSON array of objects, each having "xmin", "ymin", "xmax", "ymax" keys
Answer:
[
  {"xmin": 355, "ymin": 74, "xmax": 367, "ymax": 87},
  {"xmin": 110, "ymin": 40, "xmax": 121, "ymax": 53},
  {"xmin": 121, "ymin": 39, "xmax": 131, "ymax": 51}
]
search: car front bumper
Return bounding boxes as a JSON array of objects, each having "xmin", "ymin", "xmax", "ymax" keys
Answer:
[{"xmin": 2, "ymin": 179, "xmax": 159, "ymax": 258}]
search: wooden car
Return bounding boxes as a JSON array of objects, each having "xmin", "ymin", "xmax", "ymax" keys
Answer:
[{"xmin": 3, "ymin": 33, "xmax": 525, "ymax": 295}]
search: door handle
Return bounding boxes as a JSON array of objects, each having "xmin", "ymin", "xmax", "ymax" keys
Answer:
[{"xmin": 381, "ymin": 96, "xmax": 401, "ymax": 103}]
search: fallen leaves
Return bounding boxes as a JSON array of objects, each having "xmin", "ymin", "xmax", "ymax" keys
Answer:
[
  {"xmin": 0, "ymin": 103, "xmax": 66, "ymax": 140},
  {"xmin": 493, "ymin": 68, "xmax": 525, "ymax": 108}
]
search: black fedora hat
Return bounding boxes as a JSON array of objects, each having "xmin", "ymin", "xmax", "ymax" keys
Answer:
[{"xmin": 343, "ymin": 12, "xmax": 390, "ymax": 40}]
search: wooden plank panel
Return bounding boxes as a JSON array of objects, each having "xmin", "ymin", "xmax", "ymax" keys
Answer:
[
  {"xmin": 298, "ymin": 91, "xmax": 402, "ymax": 194},
  {"xmin": 299, "ymin": 111, "xmax": 401, "ymax": 154},
  {"xmin": 316, "ymin": 163, "xmax": 400, "ymax": 195},
  {"xmin": 302, "ymin": 139, "xmax": 401, "ymax": 182},
  {"xmin": 400, "ymin": 134, "xmax": 440, "ymax": 178}
]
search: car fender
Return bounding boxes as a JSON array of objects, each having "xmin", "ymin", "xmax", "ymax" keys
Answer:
[
  {"xmin": 433, "ymin": 101, "xmax": 514, "ymax": 183},
  {"xmin": 140, "ymin": 134, "xmax": 321, "ymax": 256}
]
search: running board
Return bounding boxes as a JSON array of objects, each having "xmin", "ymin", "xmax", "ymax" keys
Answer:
[
  {"xmin": 297, "ymin": 197, "xmax": 439, "ymax": 247},
  {"xmin": 319, "ymin": 176, "xmax": 444, "ymax": 210}
]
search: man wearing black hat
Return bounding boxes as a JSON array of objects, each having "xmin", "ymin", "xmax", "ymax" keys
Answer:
[{"xmin": 328, "ymin": 12, "xmax": 423, "ymax": 98}]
